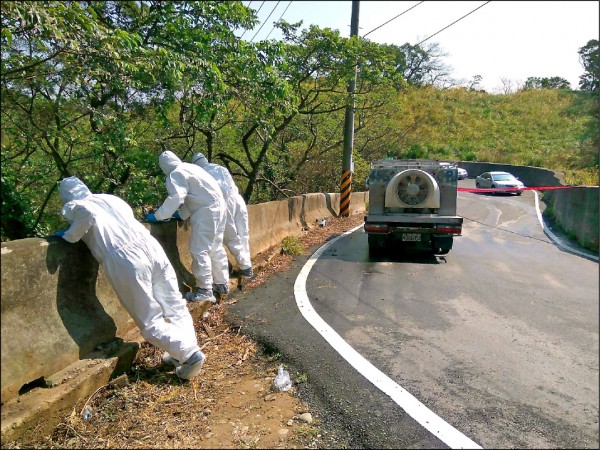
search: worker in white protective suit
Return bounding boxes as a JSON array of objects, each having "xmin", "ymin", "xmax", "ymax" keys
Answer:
[
  {"xmin": 53, "ymin": 176, "xmax": 205, "ymax": 380},
  {"xmin": 146, "ymin": 150, "xmax": 229, "ymax": 302},
  {"xmin": 191, "ymin": 152, "xmax": 253, "ymax": 279}
]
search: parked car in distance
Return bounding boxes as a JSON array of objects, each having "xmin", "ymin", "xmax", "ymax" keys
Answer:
[
  {"xmin": 475, "ymin": 171, "xmax": 525, "ymax": 195},
  {"xmin": 457, "ymin": 167, "xmax": 468, "ymax": 179}
]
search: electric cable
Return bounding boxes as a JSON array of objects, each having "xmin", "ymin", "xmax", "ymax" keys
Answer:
[
  {"xmin": 264, "ymin": 0, "xmax": 293, "ymax": 39},
  {"xmin": 251, "ymin": 1, "xmax": 281, "ymax": 42},
  {"xmin": 240, "ymin": 0, "xmax": 266, "ymax": 39},
  {"xmin": 416, "ymin": 1, "xmax": 491, "ymax": 46},
  {"xmin": 363, "ymin": 1, "xmax": 425, "ymax": 38}
]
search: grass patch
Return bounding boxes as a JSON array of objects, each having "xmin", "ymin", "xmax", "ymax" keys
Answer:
[
  {"xmin": 564, "ymin": 168, "xmax": 599, "ymax": 186},
  {"xmin": 293, "ymin": 424, "xmax": 320, "ymax": 441},
  {"xmin": 295, "ymin": 372, "xmax": 308, "ymax": 384},
  {"xmin": 281, "ymin": 236, "xmax": 303, "ymax": 255}
]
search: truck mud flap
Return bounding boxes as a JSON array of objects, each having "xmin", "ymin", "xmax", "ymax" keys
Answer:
[
  {"xmin": 431, "ymin": 236, "xmax": 453, "ymax": 255},
  {"xmin": 368, "ymin": 234, "xmax": 387, "ymax": 256}
]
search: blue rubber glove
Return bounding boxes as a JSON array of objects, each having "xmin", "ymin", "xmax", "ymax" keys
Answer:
[
  {"xmin": 52, "ymin": 229, "xmax": 67, "ymax": 238},
  {"xmin": 145, "ymin": 212, "xmax": 158, "ymax": 223},
  {"xmin": 172, "ymin": 211, "xmax": 182, "ymax": 220}
]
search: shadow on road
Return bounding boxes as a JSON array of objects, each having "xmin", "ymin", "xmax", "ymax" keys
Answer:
[
  {"xmin": 369, "ymin": 251, "xmax": 443, "ymax": 264},
  {"xmin": 320, "ymin": 231, "xmax": 444, "ymax": 265}
]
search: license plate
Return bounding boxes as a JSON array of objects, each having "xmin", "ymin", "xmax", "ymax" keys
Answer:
[{"xmin": 402, "ymin": 233, "xmax": 421, "ymax": 242}]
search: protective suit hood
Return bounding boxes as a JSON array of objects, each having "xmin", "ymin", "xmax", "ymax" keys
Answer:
[
  {"xmin": 192, "ymin": 152, "xmax": 208, "ymax": 168},
  {"xmin": 59, "ymin": 176, "xmax": 92, "ymax": 204},
  {"xmin": 159, "ymin": 151, "xmax": 183, "ymax": 175}
]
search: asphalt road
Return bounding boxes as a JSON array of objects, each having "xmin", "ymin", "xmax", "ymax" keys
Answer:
[{"xmin": 228, "ymin": 185, "xmax": 599, "ymax": 449}]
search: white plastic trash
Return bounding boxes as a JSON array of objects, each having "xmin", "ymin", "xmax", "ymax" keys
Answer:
[
  {"xmin": 81, "ymin": 404, "xmax": 94, "ymax": 420},
  {"xmin": 274, "ymin": 364, "xmax": 292, "ymax": 391}
]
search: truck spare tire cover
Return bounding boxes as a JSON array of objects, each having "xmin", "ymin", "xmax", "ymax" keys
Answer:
[{"xmin": 385, "ymin": 168, "xmax": 440, "ymax": 208}]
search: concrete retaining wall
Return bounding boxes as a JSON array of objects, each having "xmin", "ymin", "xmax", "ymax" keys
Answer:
[
  {"xmin": 1, "ymin": 192, "xmax": 367, "ymax": 408},
  {"xmin": 542, "ymin": 187, "xmax": 599, "ymax": 252}
]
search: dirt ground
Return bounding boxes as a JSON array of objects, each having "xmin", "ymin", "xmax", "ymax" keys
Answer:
[{"xmin": 4, "ymin": 213, "xmax": 365, "ymax": 449}]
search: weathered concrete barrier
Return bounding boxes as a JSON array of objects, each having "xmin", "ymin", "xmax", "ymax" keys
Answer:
[
  {"xmin": 1, "ymin": 191, "xmax": 367, "ymax": 444},
  {"xmin": 0, "ymin": 238, "xmax": 137, "ymax": 402},
  {"xmin": 543, "ymin": 187, "xmax": 599, "ymax": 252},
  {"xmin": 248, "ymin": 192, "xmax": 367, "ymax": 256}
]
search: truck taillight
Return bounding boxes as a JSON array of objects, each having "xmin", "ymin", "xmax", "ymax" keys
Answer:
[
  {"xmin": 364, "ymin": 223, "xmax": 389, "ymax": 233},
  {"xmin": 434, "ymin": 225, "xmax": 462, "ymax": 235}
]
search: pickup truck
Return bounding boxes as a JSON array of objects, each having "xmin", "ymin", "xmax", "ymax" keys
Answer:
[{"xmin": 364, "ymin": 159, "xmax": 463, "ymax": 255}]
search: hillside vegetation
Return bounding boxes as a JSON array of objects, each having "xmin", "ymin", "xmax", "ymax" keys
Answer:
[
  {"xmin": 365, "ymin": 86, "xmax": 598, "ymax": 182},
  {"xmin": 1, "ymin": 2, "xmax": 598, "ymax": 241}
]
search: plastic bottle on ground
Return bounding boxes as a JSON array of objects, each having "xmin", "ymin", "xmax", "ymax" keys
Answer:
[
  {"xmin": 274, "ymin": 364, "xmax": 292, "ymax": 391},
  {"xmin": 81, "ymin": 405, "xmax": 94, "ymax": 420}
]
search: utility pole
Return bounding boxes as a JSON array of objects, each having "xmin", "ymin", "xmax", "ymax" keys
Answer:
[{"xmin": 340, "ymin": 0, "xmax": 359, "ymax": 218}]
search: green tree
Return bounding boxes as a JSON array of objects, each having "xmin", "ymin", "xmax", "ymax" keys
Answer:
[
  {"xmin": 523, "ymin": 76, "xmax": 571, "ymax": 90},
  {"xmin": 378, "ymin": 41, "xmax": 452, "ymax": 88},
  {"xmin": 578, "ymin": 39, "xmax": 599, "ymax": 94},
  {"xmin": 1, "ymin": 1, "xmax": 257, "ymax": 238},
  {"xmin": 218, "ymin": 22, "xmax": 403, "ymax": 203},
  {"xmin": 0, "ymin": 175, "xmax": 40, "ymax": 240}
]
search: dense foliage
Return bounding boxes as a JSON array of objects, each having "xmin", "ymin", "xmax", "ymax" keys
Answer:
[{"xmin": 1, "ymin": 1, "xmax": 598, "ymax": 241}]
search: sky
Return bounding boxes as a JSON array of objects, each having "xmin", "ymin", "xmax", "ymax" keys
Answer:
[{"xmin": 238, "ymin": 1, "xmax": 600, "ymax": 93}]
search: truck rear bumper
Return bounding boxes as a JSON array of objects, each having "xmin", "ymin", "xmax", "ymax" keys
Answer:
[
  {"xmin": 365, "ymin": 214, "xmax": 463, "ymax": 225},
  {"xmin": 364, "ymin": 215, "xmax": 463, "ymax": 237}
]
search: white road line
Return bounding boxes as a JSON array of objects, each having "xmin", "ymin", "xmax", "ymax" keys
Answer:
[
  {"xmin": 293, "ymin": 224, "xmax": 482, "ymax": 450},
  {"xmin": 533, "ymin": 191, "xmax": 599, "ymax": 262}
]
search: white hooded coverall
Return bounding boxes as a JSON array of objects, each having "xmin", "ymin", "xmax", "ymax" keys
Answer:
[
  {"xmin": 154, "ymin": 151, "xmax": 229, "ymax": 290},
  {"xmin": 191, "ymin": 153, "xmax": 251, "ymax": 271},
  {"xmin": 58, "ymin": 176, "xmax": 201, "ymax": 364}
]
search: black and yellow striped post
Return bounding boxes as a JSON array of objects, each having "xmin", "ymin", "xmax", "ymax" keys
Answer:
[
  {"xmin": 340, "ymin": 169, "xmax": 353, "ymax": 217},
  {"xmin": 340, "ymin": 0, "xmax": 359, "ymax": 218}
]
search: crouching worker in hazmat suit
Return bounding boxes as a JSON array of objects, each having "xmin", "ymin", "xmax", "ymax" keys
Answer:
[
  {"xmin": 146, "ymin": 150, "xmax": 229, "ymax": 302},
  {"xmin": 191, "ymin": 152, "xmax": 253, "ymax": 280},
  {"xmin": 54, "ymin": 176, "xmax": 205, "ymax": 380}
]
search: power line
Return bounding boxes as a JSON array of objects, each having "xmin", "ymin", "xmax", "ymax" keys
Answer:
[
  {"xmin": 416, "ymin": 1, "xmax": 491, "ymax": 46},
  {"xmin": 363, "ymin": 1, "xmax": 425, "ymax": 38},
  {"xmin": 240, "ymin": 0, "xmax": 266, "ymax": 39},
  {"xmin": 264, "ymin": 0, "xmax": 293, "ymax": 40},
  {"xmin": 251, "ymin": 1, "xmax": 281, "ymax": 42}
]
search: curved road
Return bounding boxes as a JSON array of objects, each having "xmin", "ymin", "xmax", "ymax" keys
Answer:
[{"xmin": 228, "ymin": 186, "xmax": 599, "ymax": 449}]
